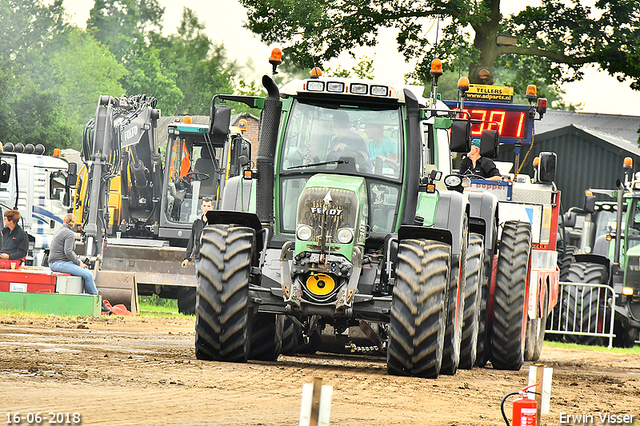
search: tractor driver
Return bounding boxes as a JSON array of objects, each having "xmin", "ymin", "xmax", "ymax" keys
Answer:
[
  {"xmin": 327, "ymin": 111, "xmax": 371, "ymax": 172},
  {"xmin": 459, "ymin": 138, "xmax": 502, "ymax": 181},
  {"xmin": 365, "ymin": 122, "xmax": 397, "ymax": 168}
]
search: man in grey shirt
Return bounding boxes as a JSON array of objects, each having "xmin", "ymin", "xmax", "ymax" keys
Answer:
[{"xmin": 48, "ymin": 213, "xmax": 98, "ymax": 295}]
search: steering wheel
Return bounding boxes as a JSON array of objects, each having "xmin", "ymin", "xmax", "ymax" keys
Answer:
[
  {"xmin": 184, "ymin": 171, "xmax": 210, "ymax": 182},
  {"xmin": 327, "ymin": 146, "xmax": 370, "ymax": 167}
]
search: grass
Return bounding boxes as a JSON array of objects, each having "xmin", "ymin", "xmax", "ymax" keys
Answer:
[
  {"xmin": 544, "ymin": 340, "xmax": 640, "ymax": 354},
  {"xmin": 0, "ymin": 294, "xmax": 193, "ymax": 319}
]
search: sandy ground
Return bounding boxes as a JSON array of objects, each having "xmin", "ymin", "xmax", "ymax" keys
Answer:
[{"xmin": 1, "ymin": 315, "xmax": 639, "ymax": 426}]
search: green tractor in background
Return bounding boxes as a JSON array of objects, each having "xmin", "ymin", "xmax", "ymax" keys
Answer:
[
  {"xmin": 559, "ymin": 159, "xmax": 640, "ymax": 347},
  {"xmin": 194, "ymin": 58, "xmax": 499, "ymax": 378}
]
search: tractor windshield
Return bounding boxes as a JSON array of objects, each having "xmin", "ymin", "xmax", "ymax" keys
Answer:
[
  {"xmin": 280, "ymin": 101, "xmax": 402, "ymax": 179},
  {"xmin": 278, "ymin": 100, "xmax": 404, "ymax": 235}
]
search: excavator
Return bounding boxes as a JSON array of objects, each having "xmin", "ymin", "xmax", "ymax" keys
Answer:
[{"xmin": 76, "ymin": 94, "xmax": 251, "ymax": 313}]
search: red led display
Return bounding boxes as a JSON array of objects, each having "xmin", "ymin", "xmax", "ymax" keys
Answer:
[{"xmin": 462, "ymin": 108, "xmax": 529, "ymax": 139}]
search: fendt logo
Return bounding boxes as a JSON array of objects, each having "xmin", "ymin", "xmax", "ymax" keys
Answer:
[
  {"xmin": 311, "ymin": 207, "xmax": 342, "ymax": 216},
  {"xmin": 629, "ymin": 264, "xmax": 640, "ymax": 271}
]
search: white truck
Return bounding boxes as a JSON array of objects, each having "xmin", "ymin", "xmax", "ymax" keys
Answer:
[{"xmin": 0, "ymin": 143, "xmax": 76, "ymax": 266}]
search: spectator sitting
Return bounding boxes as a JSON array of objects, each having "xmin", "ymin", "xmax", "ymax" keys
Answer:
[
  {"xmin": 0, "ymin": 210, "xmax": 28, "ymax": 269},
  {"xmin": 48, "ymin": 214, "xmax": 98, "ymax": 296}
]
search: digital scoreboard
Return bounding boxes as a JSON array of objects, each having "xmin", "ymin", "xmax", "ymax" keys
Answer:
[{"xmin": 444, "ymin": 100, "xmax": 535, "ymax": 145}]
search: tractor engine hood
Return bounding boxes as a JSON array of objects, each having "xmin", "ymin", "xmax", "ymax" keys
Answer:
[{"xmin": 294, "ymin": 174, "xmax": 367, "ymax": 258}]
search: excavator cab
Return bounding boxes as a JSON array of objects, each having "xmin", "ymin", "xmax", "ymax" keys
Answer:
[{"xmin": 163, "ymin": 121, "xmax": 250, "ymax": 225}]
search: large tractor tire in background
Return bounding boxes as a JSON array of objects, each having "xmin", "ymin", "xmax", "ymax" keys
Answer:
[
  {"xmin": 249, "ymin": 313, "xmax": 283, "ymax": 361},
  {"xmin": 195, "ymin": 225, "xmax": 255, "ymax": 362},
  {"xmin": 563, "ymin": 262, "xmax": 608, "ymax": 345},
  {"xmin": 177, "ymin": 287, "xmax": 196, "ymax": 315},
  {"xmin": 475, "ymin": 254, "xmax": 494, "ymax": 368},
  {"xmin": 281, "ymin": 317, "xmax": 299, "ymax": 355},
  {"xmin": 459, "ymin": 233, "xmax": 484, "ymax": 369},
  {"xmin": 491, "ymin": 221, "xmax": 531, "ymax": 370},
  {"xmin": 558, "ymin": 245, "xmax": 577, "ymax": 282},
  {"xmin": 441, "ymin": 218, "xmax": 468, "ymax": 375},
  {"xmin": 388, "ymin": 240, "xmax": 450, "ymax": 378}
]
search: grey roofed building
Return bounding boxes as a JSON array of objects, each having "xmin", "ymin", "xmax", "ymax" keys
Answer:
[
  {"xmin": 497, "ymin": 109, "xmax": 640, "ymax": 211},
  {"xmin": 536, "ymin": 109, "xmax": 640, "ymax": 144}
]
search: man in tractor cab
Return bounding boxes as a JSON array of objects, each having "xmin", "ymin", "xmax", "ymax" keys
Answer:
[
  {"xmin": 0, "ymin": 210, "xmax": 28, "ymax": 269},
  {"xmin": 365, "ymin": 122, "xmax": 397, "ymax": 170},
  {"xmin": 327, "ymin": 111, "xmax": 371, "ymax": 172},
  {"xmin": 459, "ymin": 138, "xmax": 502, "ymax": 181}
]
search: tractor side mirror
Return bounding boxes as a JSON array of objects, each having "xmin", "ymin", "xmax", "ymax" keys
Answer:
[
  {"xmin": 563, "ymin": 211, "xmax": 577, "ymax": 228},
  {"xmin": 0, "ymin": 162, "xmax": 10, "ymax": 183},
  {"xmin": 450, "ymin": 120, "xmax": 470, "ymax": 153},
  {"xmin": 480, "ymin": 130, "xmax": 499, "ymax": 158},
  {"xmin": 538, "ymin": 151, "xmax": 557, "ymax": 182},
  {"xmin": 584, "ymin": 194, "xmax": 596, "ymax": 214},
  {"xmin": 209, "ymin": 104, "xmax": 231, "ymax": 137}
]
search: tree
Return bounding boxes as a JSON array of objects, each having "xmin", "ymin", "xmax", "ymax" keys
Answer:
[
  {"xmin": 239, "ymin": 0, "xmax": 640, "ymax": 95},
  {"xmin": 152, "ymin": 8, "xmax": 237, "ymax": 115},
  {"xmin": 49, "ymin": 29, "xmax": 128, "ymax": 142}
]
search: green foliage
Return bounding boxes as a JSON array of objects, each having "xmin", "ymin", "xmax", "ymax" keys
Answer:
[
  {"xmin": 0, "ymin": 0, "xmax": 256, "ymax": 150},
  {"xmin": 327, "ymin": 56, "xmax": 375, "ymax": 79},
  {"xmin": 240, "ymin": 0, "xmax": 640, "ymax": 105}
]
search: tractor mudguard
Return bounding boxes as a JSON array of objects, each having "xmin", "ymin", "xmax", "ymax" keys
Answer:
[
  {"xmin": 220, "ymin": 175, "xmax": 255, "ymax": 212},
  {"xmin": 434, "ymin": 191, "xmax": 469, "ymax": 257},
  {"xmin": 467, "ymin": 191, "xmax": 499, "ymax": 261},
  {"xmin": 397, "ymin": 225, "xmax": 453, "ymax": 246},
  {"xmin": 573, "ymin": 253, "xmax": 611, "ymax": 278}
]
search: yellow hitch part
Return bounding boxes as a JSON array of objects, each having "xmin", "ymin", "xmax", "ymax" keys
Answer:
[{"xmin": 306, "ymin": 273, "xmax": 335, "ymax": 296}]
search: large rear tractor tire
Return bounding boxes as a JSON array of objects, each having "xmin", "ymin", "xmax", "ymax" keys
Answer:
[
  {"xmin": 459, "ymin": 233, "xmax": 483, "ymax": 369},
  {"xmin": 177, "ymin": 287, "xmax": 196, "ymax": 315},
  {"xmin": 195, "ymin": 225, "xmax": 255, "ymax": 362},
  {"xmin": 441, "ymin": 218, "xmax": 468, "ymax": 375},
  {"xmin": 563, "ymin": 262, "xmax": 608, "ymax": 345},
  {"xmin": 388, "ymin": 240, "xmax": 450, "ymax": 378},
  {"xmin": 491, "ymin": 221, "xmax": 531, "ymax": 370},
  {"xmin": 249, "ymin": 313, "xmax": 283, "ymax": 361}
]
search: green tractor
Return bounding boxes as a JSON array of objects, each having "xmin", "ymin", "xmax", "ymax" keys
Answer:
[
  {"xmin": 194, "ymin": 60, "xmax": 497, "ymax": 378},
  {"xmin": 558, "ymin": 159, "xmax": 640, "ymax": 347}
]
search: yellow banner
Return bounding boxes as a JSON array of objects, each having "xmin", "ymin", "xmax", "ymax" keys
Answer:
[{"xmin": 466, "ymin": 84, "xmax": 514, "ymax": 102}]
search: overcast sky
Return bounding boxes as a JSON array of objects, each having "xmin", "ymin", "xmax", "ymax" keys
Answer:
[{"xmin": 62, "ymin": 0, "xmax": 639, "ymax": 115}]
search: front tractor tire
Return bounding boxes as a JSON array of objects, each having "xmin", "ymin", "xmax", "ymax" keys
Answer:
[
  {"xmin": 387, "ymin": 240, "xmax": 450, "ymax": 379},
  {"xmin": 491, "ymin": 221, "xmax": 531, "ymax": 370},
  {"xmin": 195, "ymin": 225, "xmax": 255, "ymax": 362}
]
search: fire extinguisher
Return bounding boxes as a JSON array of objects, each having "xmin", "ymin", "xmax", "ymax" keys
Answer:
[{"xmin": 501, "ymin": 384, "xmax": 540, "ymax": 426}]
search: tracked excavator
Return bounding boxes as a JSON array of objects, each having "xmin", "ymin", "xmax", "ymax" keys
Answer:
[{"xmin": 77, "ymin": 95, "xmax": 251, "ymax": 313}]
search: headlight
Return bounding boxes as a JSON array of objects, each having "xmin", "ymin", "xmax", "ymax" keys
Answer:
[
  {"xmin": 337, "ymin": 228, "xmax": 353, "ymax": 244},
  {"xmin": 326, "ymin": 82, "xmax": 345, "ymax": 92},
  {"xmin": 350, "ymin": 83, "xmax": 368, "ymax": 94},
  {"xmin": 297, "ymin": 225, "xmax": 313, "ymax": 241},
  {"xmin": 444, "ymin": 174, "xmax": 462, "ymax": 187},
  {"xmin": 306, "ymin": 81, "xmax": 325, "ymax": 92},
  {"xmin": 370, "ymin": 85, "xmax": 389, "ymax": 96}
]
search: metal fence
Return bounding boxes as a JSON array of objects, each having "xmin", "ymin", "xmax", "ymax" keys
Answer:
[{"xmin": 545, "ymin": 282, "xmax": 616, "ymax": 349}]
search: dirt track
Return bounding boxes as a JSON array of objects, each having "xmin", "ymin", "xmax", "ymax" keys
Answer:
[{"xmin": 1, "ymin": 315, "xmax": 639, "ymax": 426}]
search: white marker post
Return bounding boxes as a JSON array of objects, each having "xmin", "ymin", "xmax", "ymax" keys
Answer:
[
  {"xmin": 299, "ymin": 377, "xmax": 333, "ymax": 426},
  {"xmin": 528, "ymin": 364, "xmax": 553, "ymax": 423}
]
